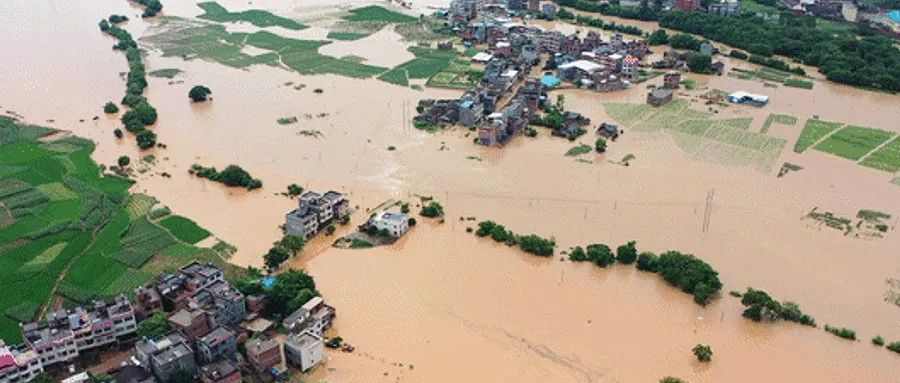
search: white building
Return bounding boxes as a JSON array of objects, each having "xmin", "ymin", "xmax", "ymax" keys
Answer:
[
  {"xmin": 283, "ymin": 331, "xmax": 324, "ymax": 373},
  {"xmin": 369, "ymin": 211, "xmax": 410, "ymax": 238}
]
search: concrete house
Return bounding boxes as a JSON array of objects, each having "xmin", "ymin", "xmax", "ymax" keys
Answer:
[
  {"xmin": 368, "ymin": 211, "xmax": 410, "ymax": 238},
  {"xmin": 199, "ymin": 359, "xmax": 241, "ymax": 383},
  {"xmin": 285, "ymin": 190, "xmax": 349, "ymax": 240},
  {"xmin": 197, "ymin": 328, "xmax": 236, "ymax": 364},
  {"xmin": 167, "ymin": 309, "xmax": 210, "ymax": 342},
  {"xmin": 283, "ymin": 331, "xmax": 324, "ymax": 373},
  {"xmin": 245, "ymin": 337, "xmax": 281, "ymax": 374},
  {"xmin": 647, "ymin": 87, "xmax": 674, "ymax": 106},
  {"xmin": 135, "ymin": 332, "xmax": 196, "ymax": 383}
]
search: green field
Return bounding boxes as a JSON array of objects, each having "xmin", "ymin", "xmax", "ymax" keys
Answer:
[
  {"xmin": 784, "ymin": 78, "xmax": 814, "ymax": 89},
  {"xmin": 603, "ymin": 100, "xmax": 786, "ymax": 172},
  {"xmin": 342, "ymin": 5, "xmax": 417, "ymax": 23},
  {"xmin": 147, "ymin": 68, "xmax": 183, "ymax": 78},
  {"xmin": 814, "ymin": 125, "xmax": 895, "ymax": 161},
  {"xmin": 378, "ymin": 68, "xmax": 410, "ymax": 86},
  {"xmin": 760, "ymin": 114, "xmax": 798, "ymax": 135},
  {"xmin": 197, "ymin": 2, "xmax": 306, "ymax": 30},
  {"xmin": 159, "ymin": 215, "xmax": 211, "ymax": 244},
  {"xmin": 860, "ymin": 136, "xmax": 900, "ymax": 173},
  {"xmin": 0, "ymin": 116, "xmax": 228, "ymax": 342},
  {"xmin": 794, "ymin": 119, "xmax": 843, "ymax": 153},
  {"xmin": 327, "ymin": 32, "xmax": 370, "ymax": 41}
]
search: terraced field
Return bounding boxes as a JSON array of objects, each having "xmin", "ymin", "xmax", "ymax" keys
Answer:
[{"xmin": 0, "ymin": 117, "xmax": 227, "ymax": 342}]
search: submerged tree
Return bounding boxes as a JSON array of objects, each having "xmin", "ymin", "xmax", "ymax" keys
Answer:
[
  {"xmin": 692, "ymin": 344, "xmax": 713, "ymax": 362},
  {"xmin": 188, "ymin": 85, "xmax": 212, "ymax": 102}
]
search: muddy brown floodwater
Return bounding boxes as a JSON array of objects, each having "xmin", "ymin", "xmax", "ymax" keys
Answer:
[{"xmin": 2, "ymin": 1, "xmax": 900, "ymax": 382}]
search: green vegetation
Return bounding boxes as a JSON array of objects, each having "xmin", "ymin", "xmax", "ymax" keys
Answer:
[
  {"xmin": 342, "ymin": 5, "xmax": 417, "ymax": 23},
  {"xmin": 137, "ymin": 311, "xmax": 170, "ymax": 339},
  {"xmin": 888, "ymin": 341, "xmax": 900, "ymax": 353},
  {"xmin": 197, "ymin": 2, "xmax": 306, "ymax": 30},
  {"xmin": 595, "ymin": 138, "xmax": 607, "ymax": 153},
  {"xmin": 824, "ymin": 325, "xmax": 857, "ymax": 341},
  {"xmin": 860, "ymin": 136, "xmax": 900, "ymax": 173},
  {"xmin": 615, "ymin": 241, "xmax": 637, "ymax": 264},
  {"xmin": 378, "ymin": 68, "xmax": 410, "ymax": 86},
  {"xmin": 147, "ymin": 68, "xmax": 182, "ymax": 78},
  {"xmin": 277, "ymin": 116, "xmax": 299, "ymax": 125},
  {"xmin": 814, "ymin": 125, "xmax": 895, "ymax": 161},
  {"xmin": 603, "ymin": 100, "xmax": 786, "ymax": 172},
  {"xmin": 103, "ymin": 102, "xmax": 119, "ymax": 114},
  {"xmin": 158, "ymin": 215, "xmax": 211, "ymax": 244},
  {"xmin": 0, "ymin": 117, "xmax": 225, "ymax": 342},
  {"xmin": 189, "ymin": 85, "xmax": 212, "ymax": 102},
  {"xmin": 101, "ymin": 22, "xmax": 159, "ymax": 149},
  {"xmin": 349, "ymin": 238, "xmax": 374, "ymax": 249},
  {"xmin": 475, "ymin": 221, "xmax": 555, "ymax": 257},
  {"xmin": 565, "ymin": 144, "xmax": 592, "ymax": 157},
  {"xmin": 263, "ymin": 235, "xmax": 305, "ymax": 271},
  {"xmin": 759, "ymin": 114, "xmax": 797, "ymax": 135},
  {"xmin": 420, "ymin": 201, "xmax": 444, "ymax": 218},
  {"xmin": 234, "ymin": 269, "xmax": 318, "ymax": 320},
  {"xmin": 657, "ymin": 251, "xmax": 722, "ymax": 305},
  {"xmin": 784, "ymin": 78, "xmax": 814, "ymax": 89},
  {"xmin": 739, "ymin": 288, "xmax": 816, "ymax": 326},
  {"xmin": 692, "ymin": 344, "xmax": 713, "ymax": 362},
  {"xmin": 327, "ymin": 32, "xmax": 370, "ymax": 41},
  {"xmin": 189, "ymin": 164, "xmax": 263, "ymax": 190},
  {"xmin": 794, "ymin": 119, "xmax": 843, "ymax": 153},
  {"xmin": 134, "ymin": 0, "xmax": 163, "ymax": 18},
  {"xmin": 873, "ymin": 335, "xmax": 885, "ymax": 346},
  {"xmin": 660, "ymin": 377, "xmax": 685, "ymax": 383}
]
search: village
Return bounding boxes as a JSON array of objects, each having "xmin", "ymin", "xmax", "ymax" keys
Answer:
[
  {"xmin": 414, "ymin": 0, "xmax": 768, "ymax": 148},
  {"xmin": 0, "ymin": 261, "xmax": 339, "ymax": 383}
]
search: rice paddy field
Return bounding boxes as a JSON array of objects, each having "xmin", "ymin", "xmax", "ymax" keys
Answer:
[
  {"xmin": 603, "ymin": 100, "xmax": 787, "ymax": 172},
  {"xmin": 0, "ymin": 117, "xmax": 227, "ymax": 342},
  {"xmin": 860, "ymin": 136, "xmax": 900, "ymax": 173},
  {"xmin": 197, "ymin": 1, "xmax": 306, "ymax": 30},
  {"xmin": 794, "ymin": 119, "xmax": 843, "ymax": 153}
]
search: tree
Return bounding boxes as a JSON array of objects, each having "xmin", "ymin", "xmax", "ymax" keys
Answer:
[
  {"xmin": 873, "ymin": 335, "xmax": 885, "ymax": 346},
  {"xmin": 264, "ymin": 246, "xmax": 291, "ymax": 271},
  {"xmin": 135, "ymin": 130, "xmax": 157, "ymax": 150},
  {"xmin": 218, "ymin": 165, "xmax": 262, "ymax": 189},
  {"xmin": 117, "ymin": 155, "xmax": 130, "ymax": 167},
  {"xmin": 660, "ymin": 378, "xmax": 685, "ymax": 383},
  {"xmin": 647, "ymin": 29, "xmax": 669, "ymax": 46},
  {"xmin": 420, "ymin": 201, "xmax": 444, "ymax": 218},
  {"xmin": 33, "ymin": 373, "xmax": 53, "ymax": 383},
  {"xmin": 688, "ymin": 54, "xmax": 713, "ymax": 74},
  {"xmin": 137, "ymin": 311, "xmax": 169, "ymax": 339},
  {"xmin": 740, "ymin": 288, "xmax": 781, "ymax": 321},
  {"xmin": 286, "ymin": 184, "xmax": 303, "ymax": 197},
  {"xmin": 280, "ymin": 235, "xmax": 305, "ymax": 254},
  {"xmin": 656, "ymin": 251, "xmax": 722, "ymax": 305},
  {"xmin": 615, "ymin": 241, "xmax": 637, "ymax": 264},
  {"xmin": 692, "ymin": 344, "xmax": 713, "ymax": 362},
  {"xmin": 188, "ymin": 85, "xmax": 212, "ymax": 102},
  {"xmin": 103, "ymin": 102, "xmax": 119, "ymax": 114},
  {"xmin": 113, "ymin": 129, "xmax": 124, "ymax": 139},
  {"xmin": 408, "ymin": 217, "xmax": 417, "ymax": 226},
  {"xmin": 636, "ymin": 251, "xmax": 658, "ymax": 272},
  {"xmin": 586, "ymin": 244, "xmax": 615, "ymax": 267},
  {"xmin": 669, "ymin": 33, "xmax": 701, "ymax": 50},
  {"xmin": 519, "ymin": 235, "xmax": 555, "ymax": 257},
  {"xmin": 569, "ymin": 246, "xmax": 587, "ymax": 262},
  {"xmin": 264, "ymin": 269, "xmax": 318, "ymax": 318},
  {"xmin": 595, "ymin": 138, "xmax": 607, "ymax": 153}
]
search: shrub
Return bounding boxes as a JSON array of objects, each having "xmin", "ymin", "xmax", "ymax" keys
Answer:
[
  {"xmin": 135, "ymin": 130, "xmax": 157, "ymax": 150},
  {"xmin": 420, "ymin": 201, "xmax": 444, "ymax": 218},
  {"xmin": 518, "ymin": 235, "xmax": 554, "ymax": 257},
  {"xmin": 615, "ymin": 241, "xmax": 637, "ymax": 264},
  {"xmin": 114, "ymin": 129, "xmax": 124, "ymax": 139},
  {"xmin": 103, "ymin": 102, "xmax": 119, "ymax": 114},
  {"xmin": 117, "ymin": 156, "xmax": 131, "ymax": 167},
  {"xmin": 595, "ymin": 138, "xmax": 607, "ymax": 153},
  {"xmin": 656, "ymin": 251, "xmax": 722, "ymax": 305},
  {"xmin": 636, "ymin": 251, "xmax": 658, "ymax": 272},
  {"xmin": 824, "ymin": 325, "xmax": 856, "ymax": 341},
  {"xmin": 586, "ymin": 244, "xmax": 615, "ymax": 267},
  {"xmin": 692, "ymin": 344, "xmax": 713, "ymax": 362},
  {"xmin": 660, "ymin": 378, "xmax": 685, "ymax": 383},
  {"xmin": 569, "ymin": 246, "xmax": 587, "ymax": 262},
  {"xmin": 188, "ymin": 85, "xmax": 212, "ymax": 102},
  {"xmin": 872, "ymin": 335, "xmax": 885, "ymax": 346},
  {"xmin": 190, "ymin": 164, "xmax": 263, "ymax": 190},
  {"xmin": 887, "ymin": 341, "xmax": 900, "ymax": 353}
]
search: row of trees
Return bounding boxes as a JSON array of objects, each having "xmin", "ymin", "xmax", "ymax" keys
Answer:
[
  {"xmin": 135, "ymin": 0, "xmax": 164, "ymax": 18},
  {"xmin": 658, "ymin": 11, "xmax": 900, "ymax": 91},
  {"xmin": 99, "ymin": 19, "xmax": 158, "ymax": 149},
  {"xmin": 263, "ymin": 235, "xmax": 305, "ymax": 271},
  {"xmin": 738, "ymin": 288, "xmax": 816, "ymax": 326},
  {"xmin": 569, "ymin": 242, "xmax": 722, "ymax": 305},
  {"xmin": 475, "ymin": 221, "xmax": 555, "ymax": 257},
  {"xmin": 188, "ymin": 164, "xmax": 263, "ymax": 190},
  {"xmin": 554, "ymin": 0, "xmax": 662, "ymax": 21},
  {"xmin": 554, "ymin": 9, "xmax": 645, "ymax": 36}
]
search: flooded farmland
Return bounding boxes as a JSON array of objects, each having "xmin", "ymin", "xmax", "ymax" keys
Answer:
[{"xmin": 2, "ymin": 0, "xmax": 900, "ymax": 382}]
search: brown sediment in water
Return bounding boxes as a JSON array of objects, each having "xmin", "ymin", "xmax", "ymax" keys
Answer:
[{"xmin": 2, "ymin": 1, "xmax": 900, "ymax": 382}]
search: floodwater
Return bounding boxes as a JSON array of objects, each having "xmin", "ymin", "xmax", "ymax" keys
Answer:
[{"xmin": 2, "ymin": 1, "xmax": 900, "ymax": 382}]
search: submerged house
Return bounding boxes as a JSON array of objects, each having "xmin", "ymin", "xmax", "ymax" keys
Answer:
[{"xmin": 727, "ymin": 91, "xmax": 769, "ymax": 106}]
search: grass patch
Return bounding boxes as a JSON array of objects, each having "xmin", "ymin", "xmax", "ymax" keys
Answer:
[
  {"xmin": 197, "ymin": 2, "xmax": 306, "ymax": 30},
  {"xmin": 158, "ymin": 215, "xmax": 211, "ymax": 244},
  {"xmin": 327, "ymin": 31, "xmax": 370, "ymax": 41},
  {"xmin": 349, "ymin": 238, "xmax": 374, "ymax": 248},
  {"xmin": 784, "ymin": 78, "xmax": 814, "ymax": 89},
  {"xmin": 794, "ymin": 119, "xmax": 842, "ymax": 153},
  {"xmin": 342, "ymin": 5, "xmax": 417, "ymax": 23},
  {"xmin": 378, "ymin": 68, "xmax": 410, "ymax": 86},
  {"xmin": 277, "ymin": 116, "xmax": 299, "ymax": 125},
  {"xmin": 814, "ymin": 125, "xmax": 895, "ymax": 161},
  {"xmin": 148, "ymin": 68, "xmax": 182, "ymax": 78},
  {"xmin": 760, "ymin": 114, "xmax": 798, "ymax": 135},
  {"xmin": 565, "ymin": 144, "xmax": 593, "ymax": 157},
  {"xmin": 860, "ymin": 136, "xmax": 900, "ymax": 173}
]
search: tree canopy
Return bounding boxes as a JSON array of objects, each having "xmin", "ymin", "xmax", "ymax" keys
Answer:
[
  {"xmin": 137, "ymin": 311, "xmax": 169, "ymax": 339},
  {"xmin": 189, "ymin": 85, "xmax": 212, "ymax": 102}
]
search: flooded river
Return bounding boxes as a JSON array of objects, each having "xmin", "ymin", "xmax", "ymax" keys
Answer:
[{"xmin": 2, "ymin": 0, "xmax": 900, "ymax": 381}]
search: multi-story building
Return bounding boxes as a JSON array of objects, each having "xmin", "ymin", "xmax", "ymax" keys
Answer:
[
  {"xmin": 675, "ymin": 0, "xmax": 702, "ymax": 11},
  {"xmin": 197, "ymin": 328, "xmax": 236, "ymax": 364},
  {"xmin": 285, "ymin": 191, "xmax": 349, "ymax": 240},
  {"xmin": 21, "ymin": 295, "xmax": 136, "ymax": 368},
  {"xmin": 199, "ymin": 359, "xmax": 241, "ymax": 383},
  {"xmin": 135, "ymin": 332, "xmax": 196, "ymax": 383},
  {"xmin": 188, "ymin": 281, "xmax": 246, "ymax": 328},
  {"xmin": 622, "ymin": 55, "xmax": 640, "ymax": 79},
  {"xmin": 283, "ymin": 331, "xmax": 323, "ymax": 373},
  {"xmin": 0, "ymin": 341, "xmax": 43, "ymax": 383},
  {"xmin": 282, "ymin": 297, "xmax": 336, "ymax": 336},
  {"xmin": 167, "ymin": 309, "xmax": 210, "ymax": 343},
  {"xmin": 244, "ymin": 337, "xmax": 281, "ymax": 374},
  {"xmin": 539, "ymin": 30, "xmax": 564, "ymax": 53},
  {"xmin": 541, "ymin": 3, "xmax": 558, "ymax": 18},
  {"xmin": 458, "ymin": 98, "xmax": 485, "ymax": 127},
  {"xmin": 527, "ymin": 0, "xmax": 539, "ymax": 11},
  {"xmin": 368, "ymin": 212, "xmax": 410, "ymax": 238}
]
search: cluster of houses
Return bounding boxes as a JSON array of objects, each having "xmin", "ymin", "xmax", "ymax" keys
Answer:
[
  {"xmin": 416, "ymin": 0, "xmax": 657, "ymax": 147},
  {"xmin": 1, "ymin": 263, "xmax": 336, "ymax": 383},
  {"xmin": 284, "ymin": 190, "xmax": 350, "ymax": 240},
  {"xmin": 651, "ymin": 45, "xmax": 725, "ymax": 75}
]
